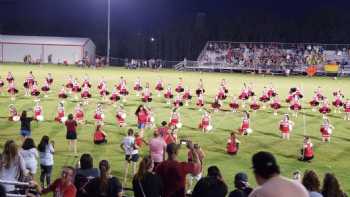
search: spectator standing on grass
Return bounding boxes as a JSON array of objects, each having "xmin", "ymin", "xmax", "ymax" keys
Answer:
[
  {"xmin": 19, "ymin": 110, "xmax": 34, "ymax": 141},
  {"xmin": 191, "ymin": 166, "xmax": 228, "ymax": 197},
  {"xmin": 65, "ymin": 113, "xmax": 78, "ymax": 155},
  {"xmin": 20, "ymin": 137, "xmax": 38, "ymax": 177},
  {"xmin": 187, "ymin": 143, "xmax": 205, "ymax": 194},
  {"xmin": 302, "ymin": 170, "xmax": 323, "ymax": 197},
  {"xmin": 249, "ymin": 151, "xmax": 308, "ymax": 197},
  {"xmin": 228, "ymin": 172, "xmax": 253, "ymax": 197},
  {"xmin": 321, "ymin": 173, "xmax": 347, "ymax": 197},
  {"xmin": 37, "ymin": 135, "xmax": 54, "ymax": 188},
  {"xmin": 85, "ymin": 160, "xmax": 123, "ymax": 197},
  {"xmin": 155, "ymin": 142, "xmax": 201, "ymax": 197},
  {"xmin": 133, "ymin": 155, "xmax": 163, "ymax": 197},
  {"xmin": 149, "ymin": 130, "xmax": 167, "ymax": 169},
  {"xmin": 120, "ymin": 128, "xmax": 139, "ymax": 186},
  {"xmin": 75, "ymin": 153, "xmax": 100, "ymax": 197},
  {"xmin": 0, "ymin": 140, "xmax": 28, "ymax": 192}
]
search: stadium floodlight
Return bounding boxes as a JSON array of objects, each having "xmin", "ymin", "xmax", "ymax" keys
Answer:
[
  {"xmin": 107, "ymin": 0, "xmax": 111, "ymax": 65},
  {"xmin": 150, "ymin": 37, "xmax": 155, "ymax": 42}
]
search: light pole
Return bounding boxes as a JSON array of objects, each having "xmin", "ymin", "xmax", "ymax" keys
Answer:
[{"xmin": 106, "ymin": 0, "xmax": 111, "ymax": 65}]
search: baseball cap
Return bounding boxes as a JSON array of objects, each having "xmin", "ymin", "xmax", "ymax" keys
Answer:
[
  {"xmin": 235, "ymin": 172, "xmax": 248, "ymax": 183},
  {"xmin": 252, "ymin": 151, "xmax": 279, "ymax": 172}
]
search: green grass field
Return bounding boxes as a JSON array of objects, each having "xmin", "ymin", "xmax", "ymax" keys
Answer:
[{"xmin": 0, "ymin": 64, "xmax": 349, "ymax": 194}]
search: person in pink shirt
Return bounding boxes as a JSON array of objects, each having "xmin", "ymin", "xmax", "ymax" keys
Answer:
[{"xmin": 149, "ymin": 130, "xmax": 167, "ymax": 169}]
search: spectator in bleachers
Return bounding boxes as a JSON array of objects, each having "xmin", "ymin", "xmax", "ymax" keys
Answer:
[
  {"xmin": 20, "ymin": 137, "xmax": 38, "ymax": 177},
  {"xmin": 75, "ymin": 153, "xmax": 100, "ymax": 197},
  {"xmin": 302, "ymin": 170, "xmax": 322, "ymax": 197},
  {"xmin": 191, "ymin": 165, "xmax": 228, "ymax": 197},
  {"xmin": 132, "ymin": 155, "xmax": 163, "ymax": 197},
  {"xmin": 228, "ymin": 172, "xmax": 253, "ymax": 197},
  {"xmin": 0, "ymin": 140, "xmax": 28, "ymax": 192},
  {"xmin": 321, "ymin": 173, "xmax": 347, "ymax": 197},
  {"xmin": 155, "ymin": 142, "xmax": 201, "ymax": 197},
  {"xmin": 85, "ymin": 160, "xmax": 123, "ymax": 197},
  {"xmin": 149, "ymin": 130, "xmax": 167, "ymax": 169},
  {"xmin": 249, "ymin": 151, "xmax": 308, "ymax": 197}
]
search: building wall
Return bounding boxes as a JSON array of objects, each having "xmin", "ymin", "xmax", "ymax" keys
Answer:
[
  {"xmin": 2, "ymin": 43, "xmax": 42, "ymax": 62},
  {"xmin": 43, "ymin": 45, "xmax": 81, "ymax": 64},
  {"xmin": 83, "ymin": 40, "xmax": 96, "ymax": 64}
]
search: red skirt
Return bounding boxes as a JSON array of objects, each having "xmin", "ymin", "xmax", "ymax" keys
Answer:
[
  {"xmin": 109, "ymin": 94, "xmax": 120, "ymax": 101},
  {"xmin": 250, "ymin": 104, "xmax": 260, "ymax": 110},
  {"xmin": 319, "ymin": 107, "xmax": 331, "ymax": 114},
  {"xmin": 58, "ymin": 93, "xmax": 68, "ymax": 99},
  {"xmin": 270, "ymin": 103, "xmax": 281, "ymax": 110},
  {"xmin": 229, "ymin": 103, "xmax": 239, "ymax": 109},
  {"xmin": 309, "ymin": 100, "xmax": 319, "ymax": 107},
  {"xmin": 332, "ymin": 100, "xmax": 343, "ymax": 107}
]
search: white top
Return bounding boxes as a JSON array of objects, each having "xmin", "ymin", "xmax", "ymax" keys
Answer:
[
  {"xmin": 122, "ymin": 136, "xmax": 138, "ymax": 155},
  {"xmin": 20, "ymin": 148, "xmax": 38, "ymax": 165},
  {"xmin": 0, "ymin": 155, "xmax": 28, "ymax": 192},
  {"xmin": 39, "ymin": 144, "xmax": 54, "ymax": 166}
]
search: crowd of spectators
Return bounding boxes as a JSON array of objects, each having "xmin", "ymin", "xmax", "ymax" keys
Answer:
[
  {"xmin": 198, "ymin": 42, "xmax": 350, "ymax": 68},
  {"xmin": 0, "ymin": 135, "xmax": 348, "ymax": 197}
]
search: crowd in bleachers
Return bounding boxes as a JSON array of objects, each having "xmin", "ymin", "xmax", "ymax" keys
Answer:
[
  {"xmin": 198, "ymin": 42, "xmax": 350, "ymax": 68},
  {"xmin": 0, "ymin": 136, "xmax": 348, "ymax": 197}
]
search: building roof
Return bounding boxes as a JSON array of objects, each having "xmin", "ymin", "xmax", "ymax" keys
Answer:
[{"xmin": 0, "ymin": 34, "xmax": 91, "ymax": 46}]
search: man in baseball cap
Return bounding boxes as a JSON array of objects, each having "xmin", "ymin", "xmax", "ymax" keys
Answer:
[
  {"xmin": 228, "ymin": 172, "xmax": 253, "ymax": 197},
  {"xmin": 249, "ymin": 151, "xmax": 308, "ymax": 197}
]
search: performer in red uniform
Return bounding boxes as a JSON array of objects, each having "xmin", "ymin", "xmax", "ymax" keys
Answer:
[
  {"xmin": 344, "ymin": 99, "xmax": 350, "ymax": 121},
  {"xmin": 109, "ymin": 87, "xmax": 120, "ymax": 106},
  {"xmin": 211, "ymin": 96, "xmax": 221, "ymax": 112},
  {"xmin": 226, "ymin": 132, "xmax": 240, "ymax": 155},
  {"xmin": 290, "ymin": 97, "xmax": 302, "ymax": 117},
  {"xmin": 168, "ymin": 109, "xmax": 182, "ymax": 129},
  {"xmin": 8, "ymin": 81, "xmax": 18, "ymax": 101},
  {"xmin": 65, "ymin": 75, "xmax": 74, "ymax": 94},
  {"xmin": 58, "ymin": 85, "xmax": 68, "ymax": 102},
  {"xmin": 239, "ymin": 84, "xmax": 250, "ymax": 107},
  {"xmin": 99, "ymin": 81, "xmax": 110, "ymax": 101},
  {"xmin": 46, "ymin": 73, "xmax": 53, "ymax": 87},
  {"xmin": 198, "ymin": 110, "xmax": 212, "ymax": 133},
  {"xmin": 259, "ymin": 87, "xmax": 270, "ymax": 109},
  {"xmin": 267, "ymin": 84, "xmax": 277, "ymax": 98},
  {"xmin": 30, "ymin": 82, "xmax": 41, "ymax": 101},
  {"xmin": 116, "ymin": 106, "xmax": 127, "ymax": 127},
  {"xmin": 6, "ymin": 71, "xmax": 14, "ymax": 84},
  {"xmin": 164, "ymin": 84, "xmax": 174, "ymax": 105},
  {"xmin": 238, "ymin": 111, "xmax": 252, "ymax": 135},
  {"xmin": 141, "ymin": 83, "xmax": 152, "ymax": 103},
  {"xmin": 81, "ymin": 75, "xmax": 91, "ymax": 88},
  {"xmin": 133, "ymin": 77, "xmax": 143, "ymax": 96},
  {"xmin": 279, "ymin": 114, "xmax": 294, "ymax": 140},
  {"xmin": 155, "ymin": 78, "xmax": 164, "ymax": 97},
  {"xmin": 320, "ymin": 118, "xmax": 334, "ymax": 142},
  {"xmin": 319, "ymin": 99, "xmax": 331, "ymax": 118},
  {"xmin": 41, "ymin": 80, "xmax": 50, "ymax": 98},
  {"xmin": 72, "ymin": 78, "xmax": 81, "ymax": 100},
  {"xmin": 118, "ymin": 77, "xmax": 129, "ymax": 102},
  {"xmin": 182, "ymin": 87, "xmax": 192, "ymax": 106},
  {"xmin": 299, "ymin": 136, "xmax": 314, "ymax": 162},
  {"xmin": 74, "ymin": 102, "xmax": 85, "ymax": 124},
  {"xmin": 270, "ymin": 96, "xmax": 281, "ymax": 115},
  {"xmin": 8, "ymin": 104, "xmax": 19, "ymax": 121},
  {"xmin": 135, "ymin": 105, "xmax": 149, "ymax": 136},
  {"xmin": 314, "ymin": 86, "xmax": 324, "ymax": 101},
  {"xmin": 173, "ymin": 94, "xmax": 184, "ymax": 109},
  {"xmin": 54, "ymin": 102, "xmax": 65, "ymax": 123},
  {"xmin": 332, "ymin": 89, "xmax": 344, "ymax": 113},
  {"xmin": 94, "ymin": 104, "xmax": 105, "ymax": 125},
  {"xmin": 81, "ymin": 83, "xmax": 92, "ymax": 105},
  {"xmin": 220, "ymin": 78, "xmax": 229, "ymax": 94},
  {"xmin": 196, "ymin": 93, "xmax": 204, "ymax": 111},
  {"xmin": 229, "ymin": 96, "xmax": 239, "ymax": 112},
  {"xmin": 175, "ymin": 77, "xmax": 184, "ymax": 93},
  {"xmin": 195, "ymin": 78, "xmax": 205, "ymax": 97},
  {"xmin": 33, "ymin": 102, "xmax": 44, "ymax": 121},
  {"xmin": 217, "ymin": 85, "xmax": 227, "ymax": 103},
  {"xmin": 23, "ymin": 78, "xmax": 30, "ymax": 96},
  {"xmin": 309, "ymin": 94, "xmax": 320, "ymax": 112},
  {"xmin": 145, "ymin": 106, "xmax": 155, "ymax": 129},
  {"xmin": 250, "ymin": 96, "xmax": 260, "ymax": 112}
]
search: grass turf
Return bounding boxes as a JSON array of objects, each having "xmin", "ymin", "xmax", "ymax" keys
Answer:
[{"xmin": 0, "ymin": 64, "xmax": 349, "ymax": 194}]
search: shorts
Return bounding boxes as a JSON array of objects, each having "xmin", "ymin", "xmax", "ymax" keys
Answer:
[
  {"xmin": 66, "ymin": 132, "xmax": 77, "ymax": 140},
  {"xmin": 20, "ymin": 130, "xmax": 31, "ymax": 137},
  {"xmin": 125, "ymin": 154, "xmax": 139, "ymax": 162},
  {"xmin": 138, "ymin": 123, "xmax": 146, "ymax": 129}
]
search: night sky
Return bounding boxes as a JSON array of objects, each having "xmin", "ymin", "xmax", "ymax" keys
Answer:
[{"xmin": 1, "ymin": 0, "xmax": 350, "ymax": 60}]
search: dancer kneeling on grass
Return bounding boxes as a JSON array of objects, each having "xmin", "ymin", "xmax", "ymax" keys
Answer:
[
  {"xmin": 54, "ymin": 102, "xmax": 66, "ymax": 123},
  {"xmin": 226, "ymin": 132, "xmax": 240, "ymax": 155},
  {"xmin": 320, "ymin": 118, "xmax": 335, "ymax": 143},
  {"xmin": 279, "ymin": 114, "xmax": 294, "ymax": 140},
  {"xmin": 238, "ymin": 111, "xmax": 252, "ymax": 135},
  {"xmin": 120, "ymin": 128, "xmax": 140, "ymax": 186},
  {"xmin": 65, "ymin": 114, "xmax": 78, "ymax": 156},
  {"xmin": 94, "ymin": 124, "xmax": 107, "ymax": 144},
  {"xmin": 299, "ymin": 136, "xmax": 314, "ymax": 162}
]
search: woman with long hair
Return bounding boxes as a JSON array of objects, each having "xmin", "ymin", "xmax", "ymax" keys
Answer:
[
  {"xmin": 86, "ymin": 160, "xmax": 123, "ymax": 197},
  {"xmin": 65, "ymin": 114, "xmax": 78, "ymax": 155},
  {"xmin": 135, "ymin": 105, "xmax": 148, "ymax": 136},
  {"xmin": 133, "ymin": 156, "xmax": 162, "ymax": 197},
  {"xmin": 94, "ymin": 124, "xmax": 107, "ymax": 144},
  {"xmin": 37, "ymin": 135, "xmax": 54, "ymax": 188},
  {"xmin": 302, "ymin": 170, "xmax": 322, "ymax": 197},
  {"xmin": 20, "ymin": 138, "xmax": 38, "ymax": 177},
  {"xmin": 19, "ymin": 110, "xmax": 34, "ymax": 141},
  {"xmin": 322, "ymin": 173, "xmax": 347, "ymax": 197},
  {"xmin": 226, "ymin": 132, "xmax": 240, "ymax": 155},
  {"xmin": 0, "ymin": 140, "xmax": 28, "ymax": 192}
]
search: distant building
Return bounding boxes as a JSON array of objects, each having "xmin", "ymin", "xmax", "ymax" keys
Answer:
[{"xmin": 0, "ymin": 34, "xmax": 95, "ymax": 64}]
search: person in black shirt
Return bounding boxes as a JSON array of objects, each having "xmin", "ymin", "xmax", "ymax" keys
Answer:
[
  {"xmin": 191, "ymin": 166, "xmax": 228, "ymax": 197},
  {"xmin": 228, "ymin": 172, "xmax": 253, "ymax": 197},
  {"xmin": 19, "ymin": 110, "xmax": 33, "ymax": 141},
  {"xmin": 75, "ymin": 153, "xmax": 100, "ymax": 197},
  {"xmin": 132, "ymin": 155, "xmax": 163, "ymax": 197},
  {"xmin": 85, "ymin": 160, "xmax": 122, "ymax": 197}
]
